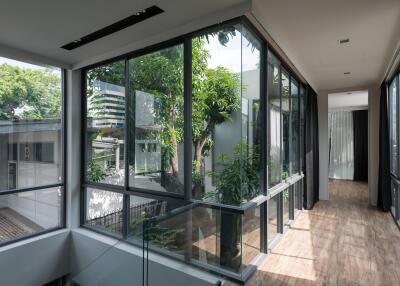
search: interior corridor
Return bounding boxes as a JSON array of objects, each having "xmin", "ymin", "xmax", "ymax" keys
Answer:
[{"xmin": 228, "ymin": 180, "xmax": 400, "ymax": 285}]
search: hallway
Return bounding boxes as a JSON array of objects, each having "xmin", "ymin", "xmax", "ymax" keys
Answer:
[{"xmin": 229, "ymin": 180, "xmax": 400, "ymax": 285}]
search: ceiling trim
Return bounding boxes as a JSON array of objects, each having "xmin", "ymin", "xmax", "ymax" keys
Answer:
[
  {"xmin": 0, "ymin": 42, "xmax": 72, "ymax": 69},
  {"xmin": 382, "ymin": 38, "xmax": 400, "ymax": 83},
  {"xmin": 72, "ymin": 2, "xmax": 251, "ymax": 70}
]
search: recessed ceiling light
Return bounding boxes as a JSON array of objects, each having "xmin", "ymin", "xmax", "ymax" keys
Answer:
[
  {"xmin": 339, "ymin": 38, "xmax": 350, "ymax": 44},
  {"xmin": 344, "ymin": 72, "xmax": 351, "ymax": 75}
]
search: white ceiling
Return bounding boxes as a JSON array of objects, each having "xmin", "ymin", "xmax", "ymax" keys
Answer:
[
  {"xmin": 0, "ymin": 0, "xmax": 246, "ymax": 68},
  {"xmin": 0, "ymin": 0, "xmax": 399, "ymax": 92},
  {"xmin": 328, "ymin": 90, "xmax": 368, "ymax": 111},
  {"xmin": 253, "ymin": 0, "xmax": 400, "ymax": 91}
]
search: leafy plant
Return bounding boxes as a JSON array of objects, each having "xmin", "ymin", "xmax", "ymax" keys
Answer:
[
  {"xmin": 129, "ymin": 212, "xmax": 185, "ymax": 251},
  {"xmin": 87, "ymin": 159, "xmax": 106, "ymax": 182},
  {"xmin": 207, "ymin": 143, "xmax": 260, "ymax": 205}
]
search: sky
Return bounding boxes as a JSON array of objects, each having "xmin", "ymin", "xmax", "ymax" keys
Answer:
[
  {"xmin": 0, "ymin": 56, "xmax": 61, "ymax": 76},
  {"xmin": 205, "ymin": 32, "xmax": 260, "ymax": 73}
]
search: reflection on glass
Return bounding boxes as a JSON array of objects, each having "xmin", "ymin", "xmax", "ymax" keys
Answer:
[
  {"xmin": 191, "ymin": 206, "xmax": 221, "ymax": 268},
  {"xmin": 390, "ymin": 78, "xmax": 398, "ymax": 175},
  {"xmin": 294, "ymin": 181, "xmax": 302, "ymax": 211},
  {"xmin": 0, "ymin": 57, "xmax": 62, "ymax": 191},
  {"xmin": 267, "ymin": 195, "xmax": 278, "ymax": 243},
  {"xmin": 391, "ymin": 180, "xmax": 398, "ymax": 218},
  {"xmin": 127, "ymin": 195, "xmax": 187, "ymax": 255},
  {"xmin": 194, "ymin": 205, "xmax": 257, "ymax": 274},
  {"xmin": 283, "ymin": 189, "xmax": 289, "ymax": 225},
  {"xmin": 85, "ymin": 188, "xmax": 123, "ymax": 235},
  {"xmin": 300, "ymin": 85, "xmax": 305, "ymax": 172},
  {"xmin": 86, "ymin": 61, "xmax": 125, "ymax": 185},
  {"xmin": 267, "ymin": 51, "xmax": 282, "ymax": 189},
  {"xmin": 191, "ymin": 23, "xmax": 261, "ymax": 205},
  {"xmin": 281, "ymin": 69, "xmax": 290, "ymax": 178},
  {"xmin": 291, "ymin": 79, "xmax": 299, "ymax": 174},
  {"xmin": 0, "ymin": 187, "xmax": 62, "ymax": 243},
  {"xmin": 242, "ymin": 207, "xmax": 260, "ymax": 268},
  {"xmin": 128, "ymin": 45, "xmax": 184, "ymax": 194}
]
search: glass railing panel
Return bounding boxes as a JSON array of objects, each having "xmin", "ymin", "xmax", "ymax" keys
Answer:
[
  {"xmin": 283, "ymin": 189, "xmax": 290, "ymax": 225},
  {"xmin": 267, "ymin": 195, "xmax": 279, "ymax": 244},
  {"xmin": 241, "ymin": 206, "xmax": 261, "ymax": 269},
  {"xmin": 141, "ymin": 202, "xmax": 261, "ymax": 280}
]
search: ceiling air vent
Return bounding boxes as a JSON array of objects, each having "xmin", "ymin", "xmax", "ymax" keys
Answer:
[
  {"xmin": 61, "ymin": 5, "xmax": 164, "ymax": 50},
  {"xmin": 344, "ymin": 72, "xmax": 351, "ymax": 75},
  {"xmin": 339, "ymin": 38, "xmax": 350, "ymax": 44}
]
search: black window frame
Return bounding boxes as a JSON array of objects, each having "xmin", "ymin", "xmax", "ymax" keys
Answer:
[
  {"xmin": 80, "ymin": 15, "xmax": 309, "ymax": 282},
  {"xmin": 0, "ymin": 68, "xmax": 66, "ymax": 247}
]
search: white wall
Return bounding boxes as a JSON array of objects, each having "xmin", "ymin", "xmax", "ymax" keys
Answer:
[
  {"xmin": 69, "ymin": 229, "xmax": 221, "ymax": 286},
  {"xmin": 317, "ymin": 86, "xmax": 380, "ymax": 206},
  {"xmin": 0, "ymin": 230, "xmax": 70, "ymax": 286},
  {"xmin": 318, "ymin": 91, "xmax": 329, "ymax": 200}
]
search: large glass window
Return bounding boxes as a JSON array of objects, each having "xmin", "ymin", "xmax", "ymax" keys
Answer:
[
  {"xmin": 80, "ymin": 18, "xmax": 309, "ymax": 281},
  {"xmin": 281, "ymin": 69, "xmax": 290, "ymax": 179},
  {"xmin": 300, "ymin": 85, "xmax": 305, "ymax": 173},
  {"xmin": 128, "ymin": 44, "xmax": 184, "ymax": 194},
  {"xmin": 267, "ymin": 52, "xmax": 282, "ymax": 189},
  {"xmin": 85, "ymin": 187, "xmax": 123, "ymax": 235},
  {"xmin": 389, "ymin": 78, "xmax": 398, "ymax": 175},
  {"xmin": 0, "ymin": 56, "xmax": 63, "ymax": 244},
  {"xmin": 86, "ymin": 61, "xmax": 126, "ymax": 185},
  {"xmin": 290, "ymin": 78, "xmax": 299, "ymax": 174},
  {"xmin": 191, "ymin": 24, "xmax": 261, "ymax": 205}
]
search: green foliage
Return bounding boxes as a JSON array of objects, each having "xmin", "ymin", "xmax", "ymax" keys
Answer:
[
  {"xmin": 283, "ymin": 190, "xmax": 289, "ymax": 203},
  {"xmin": 87, "ymin": 159, "xmax": 106, "ymax": 182},
  {"xmin": 85, "ymin": 30, "xmax": 241, "ymax": 188},
  {"xmin": 207, "ymin": 143, "xmax": 260, "ymax": 205},
  {"xmin": 0, "ymin": 64, "xmax": 61, "ymax": 120},
  {"xmin": 192, "ymin": 38, "xmax": 240, "ymax": 144},
  {"xmin": 192, "ymin": 160, "xmax": 203, "ymax": 187},
  {"xmin": 129, "ymin": 212, "xmax": 185, "ymax": 251}
]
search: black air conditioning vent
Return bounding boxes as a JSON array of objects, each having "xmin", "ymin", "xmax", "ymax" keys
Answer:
[{"xmin": 61, "ymin": 5, "xmax": 164, "ymax": 50}]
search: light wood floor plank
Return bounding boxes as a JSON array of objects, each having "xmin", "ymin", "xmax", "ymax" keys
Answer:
[{"xmin": 226, "ymin": 180, "xmax": 400, "ymax": 286}]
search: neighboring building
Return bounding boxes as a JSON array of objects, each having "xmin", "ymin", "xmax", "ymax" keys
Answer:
[
  {"xmin": 87, "ymin": 81, "xmax": 164, "ymax": 183},
  {"xmin": 0, "ymin": 119, "xmax": 62, "ymax": 230}
]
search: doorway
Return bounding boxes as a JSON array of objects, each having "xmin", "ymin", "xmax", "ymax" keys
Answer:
[{"xmin": 328, "ymin": 90, "xmax": 369, "ymax": 186}]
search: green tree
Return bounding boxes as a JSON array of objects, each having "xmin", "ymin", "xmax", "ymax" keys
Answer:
[
  {"xmin": 129, "ymin": 46, "xmax": 184, "ymax": 177},
  {"xmin": 192, "ymin": 37, "xmax": 240, "ymax": 173},
  {"xmin": 85, "ymin": 32, "xmax": 240, "ymax": 191},
  {"xmin": 0, "ymin": 64, "xmax": 61, "ymax": 120}
]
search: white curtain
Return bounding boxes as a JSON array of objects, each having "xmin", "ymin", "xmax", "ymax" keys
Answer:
[{"xmin": 328, "ymin": 111, "xmax": 354, "ymax": 180}]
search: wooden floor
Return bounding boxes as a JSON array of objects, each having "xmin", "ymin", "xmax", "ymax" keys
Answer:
[{"xmin": 227, "ymin": 180, "xmax": 400, "ymax": 286}]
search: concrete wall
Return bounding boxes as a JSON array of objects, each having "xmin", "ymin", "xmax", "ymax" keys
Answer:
[
  {"xmin": 317, "ymin": 86, "xmax": 380, "ymax": 206},
  {"xmin": 0, "ymin": 230, "xmax": 70, "ymax": 286},
  {"xmin": 69, "ymin": 229, "xmax": 221, "ymax": 286}
]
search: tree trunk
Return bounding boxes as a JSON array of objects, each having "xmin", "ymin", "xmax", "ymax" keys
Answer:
[
  {"xmin": 193, "ymin": 139, "xmax": 206, "ymax": 198},
  {"xmin": 193, "ymin": 140, "xmax": 204, "ymax": 168},
  {"xmin": 170, "ymin": 127, "xmax": 179, "ymax": 178}
]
